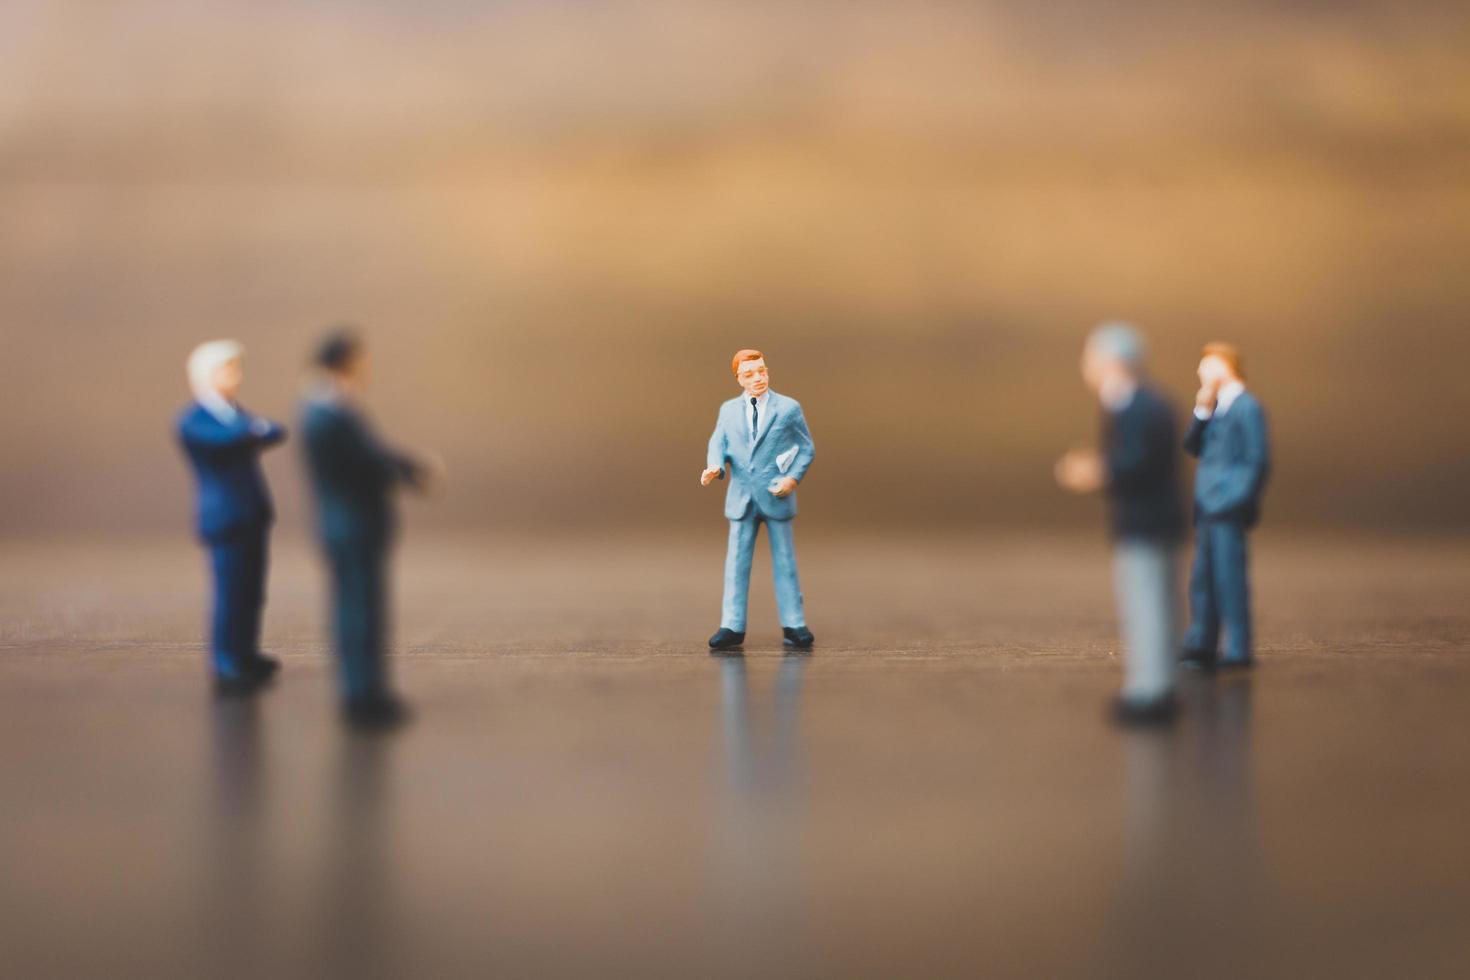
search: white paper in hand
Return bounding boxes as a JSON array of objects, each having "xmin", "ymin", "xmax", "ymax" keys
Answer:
[{"xmin": 776, "ymin": 445, "xmax": 798, "ymax": 474}]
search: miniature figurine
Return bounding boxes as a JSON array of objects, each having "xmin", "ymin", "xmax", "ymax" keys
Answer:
[
  {"xmin": 176, "ymin": 340, "xmax": 287, "ymax": 695},
  {"xmin": 300, "ymin": 329, "xmax": 437, "ymax": 730},
  {"xmin": 702, "ymin": 350, "xmax": 816, "ymax": 650},
  {"xmin": 1181, "ymin": 343, "xmax": 1271, "ymax": 671},
  {"xmin": 1056, "ymin": 322, "xmax": 1186, "ymax": 724}
]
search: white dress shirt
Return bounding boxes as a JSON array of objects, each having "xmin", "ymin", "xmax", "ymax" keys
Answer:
[
  {"xmin": 1196, "ymin": 380, "xmax": 1245, "ymax": 421},
  {"xmin": 743, "ymin": 392, "xmax": 771, "ymax": 442},
  {"xmin": 197, "ymin": 392, "xmax": 239, "ymax": 425},
  {"xmin": 1099, "ymin": 377, "xmax": 1138, "ymax": 414}
]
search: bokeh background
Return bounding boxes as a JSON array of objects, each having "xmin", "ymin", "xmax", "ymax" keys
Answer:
[{"xmin": 3, "ymin": 0, "xmax": 1468, "ymax": 537}]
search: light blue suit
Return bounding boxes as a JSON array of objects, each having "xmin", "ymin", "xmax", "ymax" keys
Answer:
[{"xmin": 706, "ymin": 390, "xmax": 815, "ymax": 631}]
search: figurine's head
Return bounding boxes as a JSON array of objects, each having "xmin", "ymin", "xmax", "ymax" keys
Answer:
[
  {"xmin": 731, "ymin": 349, "xmax": 769, "ymax": 398},
  {"xmin": 1197, "ymin": 342, "xmax": 1244, "ymax": 390},
  {"xmin": 315, "ymin": 327, "xmax": 368, "ymax": 388},
  {"xmin": 187, "ymin": 339, "xmax": 245, "ymax": 402},
  {"xmin": 1081, "ymin": 321, "xmax": 1145, "ymax": 394}
]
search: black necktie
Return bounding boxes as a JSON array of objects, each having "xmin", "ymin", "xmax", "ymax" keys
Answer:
[{"xmin": 750, "ymin": 397, "xmax": 758, "ymax": 441}]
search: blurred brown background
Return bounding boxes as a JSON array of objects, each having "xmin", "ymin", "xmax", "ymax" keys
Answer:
[{"xmin": 2, "ymin": 0, "xmax": 1468, "ymax": 537}]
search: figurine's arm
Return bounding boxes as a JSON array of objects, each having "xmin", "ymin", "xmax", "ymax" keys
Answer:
[
  {"xmin": 179, "ymin": 412, "xmax": 284, "ymax": 455},
  {"xmin": 1205, "ymin": 403, "xmax": 1270, "ymax": 516},
  {"xmin": 785, "ymin": 404, "xmax": 815, "ymax": 483},
  {"xmin": 702, "ymin": 409, "xmax": 727, "ymax": 484},
  {"xmin": 244, "ymin": 414, "xmax": 288, "ymax": 449},
  {"xmin": 318, "ymin": 412, "xmax": 422, "ymax": 489},
  {"xmin": 1183, "ymin": 416, "xmax": 1207, "ymax": 457}
]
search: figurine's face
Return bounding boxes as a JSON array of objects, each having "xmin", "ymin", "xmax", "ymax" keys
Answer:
[
  {"xmin": 1080, "ymin": 343, "xmax": 1108, "ymax": 394},
  {"xmin": 337, "ymin": 350, "xmax": 369, "ymax": 388},
  {"xmin": 1197, "ymin": 354, "xmax": 1232, "ymax": 390},
  {"xmin": 735, "ymin": 358, "xmax": 769, "ymax": 397},
  {"xmin": 211, "ymin": 357, "xmax": 243, "ymax": 401}
]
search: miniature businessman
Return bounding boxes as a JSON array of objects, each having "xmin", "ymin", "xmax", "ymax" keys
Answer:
[
  {"xmin": 1181, "ymin": 343, "xmax": 1271, "ymax": 671},
  {"xmin": 177, "ymin": 340, "xmax": 287, "ymax": 695},
  {"xmin": 300, "ymin": 330, "xmax": 436, "ymax": 730},
  {"xmin": 702, "ymin": 350, "xmax": 816, "ymax": 651},
  {"xmin": 1056, "ymin": 322, "xmax": 1186, "ymax": 724}
]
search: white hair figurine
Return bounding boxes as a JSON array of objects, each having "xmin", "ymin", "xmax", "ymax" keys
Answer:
[{"xmin": 186, "ymin": 339, "xmax": 244, "ymax": 421}]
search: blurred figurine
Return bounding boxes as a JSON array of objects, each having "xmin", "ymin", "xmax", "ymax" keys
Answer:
[
  {"xmin": 300, "ymin": 330, "xmax": 435, "ymax": 730},
  {"xmin": 177, "ymin": 340, "xmax": 287, "ymax": 695},
  {"xmin": 1181, "ymin": 343, "xmax": 1271, "ymax": 671},
  {"xmin": 1056, "ymin": 322, "xmax": 1186, "ymax": 724},
  {"xmin": 702, "ymin": 350, "xmax": 816, "ymax": 651}
]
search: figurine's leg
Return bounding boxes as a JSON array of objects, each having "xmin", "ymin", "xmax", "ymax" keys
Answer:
[
  {"xmin": 1113, "ymin": 540, "xmax": 1176, "ymax": 699},
  {"xmin": 209, "ymin": 537, "xmax": 251, "ymax": 679},
  {"xmin": 363, "ymin": 545, "xmax": 390, "ymax": 698},
  {"xmin": 329, "ymin": 543, "xmax": 373, "ymax": 702},
  {"xmin": 1183, "ymin": 522, "xmax": 1219, "ymax": 654},
  {"xmin": 766, "ymin": 518, "xmax": 807, "ymax": 629},
  {"xmin": 1211, "ymin": 522, "xmax": 1252, "ymax": 663},
  {"xmin": 243, "ymin": 528, "xmax": 268, "ymax": 658},
  {"xmin": 721, "ymin": 516, "xmax": 759, "ymax": 632}
]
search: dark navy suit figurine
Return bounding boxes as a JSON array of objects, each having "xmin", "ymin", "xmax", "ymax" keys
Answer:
[
  {"xmin": 177, "ymin": 341, "xmax": 287, "ymax": 694},
  {"xmin": 300, "ymin": 330, "xmax": 431, "ymax": 730},
  {"xmin": 1058, "ymin": 323, "xmax": 1185, "ymax": 726},
  {"xmin": 1181, "ymin": 343, "xmax": 1271, "ymax": 671}
]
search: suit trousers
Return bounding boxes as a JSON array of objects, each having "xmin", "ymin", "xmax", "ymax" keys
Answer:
[
  {"xmin": 721, "ymin": 513, "xmax": 806, "ymax": 632},
  {"xmin": 325, "ymin": 539, "xmax": 390, "ymax": 703},
  {"xmin": 207, "ymin": 525, "xmax": 269, "ymax": 679},
  {"xmin": 1184, "ymin": 519, "xmax": 1253, "ymax": 663},
  {"xmin": 1113, "ymin": 539, "xmax": 1179, "ymax": 700}
]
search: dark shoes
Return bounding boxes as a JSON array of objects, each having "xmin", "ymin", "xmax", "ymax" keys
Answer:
[
  {"xmin": 1180, "ymin": 648, "xmax": 1254, "ymax": 673},
  {"xmin": 213, "ymin": 653, "xmax": 281, "ymax": 697},
  {"xmin": 1111, "ymin": 691, "xmax": 1179, "ymax": 727},
  {"xmin": 709, "ymin": 628, "xmax": 746, "ymax": 650},
  {"xmin": 246, "ymin": 654, "xmax": 280, "ymax": 684},
  {"xmin": 782, "ymin": 626, "xmax": 815, "ymax": 650},
  {"xmin": 709, "ymin": 627, "xmax": 814, "ymax": 650},
  {"xmin": 344, "ymin": 694, "xmax": 413, "ymax": 732},
  {"xmin": 1179, "ymin": 647, "xmax": 1217, "ymax": 671}
]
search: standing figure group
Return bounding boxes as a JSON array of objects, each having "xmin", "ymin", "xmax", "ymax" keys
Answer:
[
  {"xmin": 178, "ymin": 327, "xmax": 1268, "ymax": 731},
  {"xmin": 176, "ymin": 330, "xmax": 435, "ymax": 730},
  {"xmin": 1058, "ymin": 323, "xmax": 1271, "ymax": 725}
]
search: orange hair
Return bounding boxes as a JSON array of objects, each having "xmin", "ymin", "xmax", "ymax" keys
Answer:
[
  {"xmin": 1201, "ymin": 342, "xmax": 1245, "ymax": 380},
  {"xmin": 731, "ymin": 349, "xmax": 766, "ymax": 375}
]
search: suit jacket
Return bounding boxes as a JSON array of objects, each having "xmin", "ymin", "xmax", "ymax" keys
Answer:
[
  {"xmin": 177, "ymin": 402, "xmax": 286, "ymax": 542},
  {"xmin": 300, "ymin": 393, "xmax": 421, "ymax": 548},
  {"xmin": 1184, "ymin": 390, "xmax": 1270, "ymax": 527},
  {"xmin": 706, "ymin": 390, "xmax": 815, "ymax": 521},
  {"xmin": 1102, "ymin": 385, "xmax": 1186, "ymax": 541}
]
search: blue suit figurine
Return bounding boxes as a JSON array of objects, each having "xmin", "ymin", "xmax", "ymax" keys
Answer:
[
  {"xmin": 1181, "ymin": 343, "xmax": 1271, "ymax": 671},
  {"xmin": 176, "ymin": 340, "xmax": 286, "ymax": 694},
  {"xmin": 300, "ymin": 330, "xmax": 427, "ymax": 730},
  {"xmin": 703, "ymin": 350, "xmax": 816, "ymax": 651}
]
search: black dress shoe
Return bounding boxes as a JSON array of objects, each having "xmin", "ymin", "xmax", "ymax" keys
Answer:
[
  {"xmin": 343, "ymin": 695, "xmax": 413, "ymax": 732},
  {"xmin": 245, "ymin": 654, "xmax": 280, "ymax": 684},
  {"xmin": 1111, "ymin": 691, "xmax": 1179, "ymax": 727},
  {"xmin": 1217, "ymin": 656, "xmax": 1254, "ymax": 672},
  {"xmin": 1179, "ymin": 647, "xmax": 1218, "ymax": 671},
  {"xmin": 782, "ymin": 626, "xmax": 815, "ymax": 649},
  {"xmin": 708, "ymin": 628, "xmax": 746, "ymax": 650}
]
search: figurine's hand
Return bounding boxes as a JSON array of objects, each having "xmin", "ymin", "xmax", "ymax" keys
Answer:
[
  {"xmin": 701, "ymin": 467, "xmax": 723, "ymax": 486},
  {"xmin": 1195, "ymin": 384, "xmax": 1218, "ymax": 414},
  {"xmin": 418, "ymin": 451, "xmax": 449, "ymax": 495},
  {"xmin": 1055, "ymin": 448, "xmax": 1105, "ymax": 494},
  {"xmin": 770, "ymin": 477, "xmax": 798, "ymax": 498}
]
